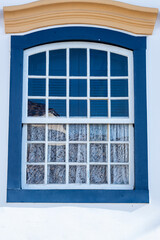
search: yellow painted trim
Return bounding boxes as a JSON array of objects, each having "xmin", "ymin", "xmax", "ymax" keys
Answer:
[{"xmin": 3, "ymin": 0, "xmax": 158, "ymax": 35}]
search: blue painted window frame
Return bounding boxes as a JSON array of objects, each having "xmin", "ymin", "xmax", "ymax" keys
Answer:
[{"xmin": 7, "ymin": 26, "xmax": 148, "ymax": 203}]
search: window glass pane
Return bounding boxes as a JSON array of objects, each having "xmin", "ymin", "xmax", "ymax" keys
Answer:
[
  {"xmin": 111, "ymin": 144, "xmax": 129, "ymax": 163},
  {"xmin": 26, "ymin": 165, "xmax": 44, "ymax": 184},
  {"xmin": 90, "ymin": 80, "xmax": 108, "ymax": 97},
  {"xmin": 90, "ymin": 49, "xmax": 107, "ymax": 76},
  {"xmin": 90, "ymin": 124, "xmax": 108, "ymax": 141},
  {"xmin": 49, "ymin": 100, "xmax": 66, "ymax": 117},
  {"xmin": 111, "ymin": 100, "xmax": 128, "ymax": 117},
  {"xmin": 49, "ymin": 79, "xmax": 66, "ymax": 97},
  {"xmin": 47, "ymin": 165, "xmax": 66, "ymax": 184},
  {"xmin": 27, "ymin": 124, "xmax": 45, "ymax": 141},
  {"xmin": 70, "ymin": 100, "xmax": 87, "ymax": 117},
  {"xmin": 28, "ymin": 78, "xmax": 46, "ymax": 96},
  {"xmin": 49, "ymin": 49, "xmax": 66, "ymax": 76},
  {"xmin": 110, "ymin": 125, "xmax": 129, "ymax": 141},
  {"xmin": 90, "ymin": 144, "xmax": 108, "ymax": 162},
  {"xmin": 69, "ymin": 144, "xmax": 87, "ymax": 162},
  {"xmin": 28, "ymin": 99, "xmax": 46, "ymax": 117},
  {"xmin": 69, "ymin": 166, "xmax": 86, "ymax": 184},
  {"xmin": 69, "ymin": 124, "xmax": 87, "ymax": 141},
  {"xmin": 90, "ymin": 100, "xmax": 108, "ymax": 117},
  {"xmin": 111, "ymin": 53, "xmax": 128, "ymax": 76},
  {"xmin": 90, "ymin": 165, "xmax": 107, "ymax": 184},
  {"xmin": 48, "ymin": 125, "xmax": 66, "ymax": 141},
  {"xmin": 70, "ymin": 79, "xmax": 87, "ymax": 97},
  {"xmin": 70, "ymin": 49, "xmax": 87, "ymax": 76},
  {"xmin": 111, "ymin": 79, "xmax": 128, "ymax": 97},
  {"xmin": 48, "ymin": 144, "xmax": 66, "ymax": 162},
  {"xmin": 111, "ymin": 165, "xmax": 129, "ymax": 184},
  {"xmin": 29, "ymin": 52, "xmax": 46, "ymax": 76},
  {"xmin": 27, "ymin": 143, "xmax": 45, "ymax": 163}
]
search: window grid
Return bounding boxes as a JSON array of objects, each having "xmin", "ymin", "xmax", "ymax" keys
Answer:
[
  {"xmin": 23, "ymin": 124, "xmax": 133, "ymax": 189},
  {"xmin": 22, "ymin": 42, "xmax": 134, "ymax": 190}
]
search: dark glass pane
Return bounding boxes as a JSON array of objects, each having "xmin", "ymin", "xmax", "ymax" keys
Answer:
[
  {"xmin": 90, "ymin": 49, "xmax": 107, "ymax": 76},
  {"xmin": 111, "ymin": 100, "xmax": 129, "ymax": 117},
  {"xmin": 90, "ymin": 79, "xmax": 108, "ymax": 97},
  {"xmin": 49, "ymin": 100, "xmax": 66, "ymax": 117},
  {"xmin": 111, "ymin": 53, "xmax": 128, "ymax": 76},
  {"xmin": 26, "ymin": 165, "xmax": 44, "ymax": 184},
  {"xmin": 70, "ymin": 79, "xmax": 87, "ymax": 97},
  {"xmin": 70, "ymin": 100, "xmax": 87, "ymax": 117},
  {"xmin": 111, "ymin": 79, "xmax": 128, "ymax": 97},
  {"xmin": 28, "ymin": 99, "xmax": 45, "ymax": 117},
  {"xmin": 49, "ymin": 49, "xmax": 66, "ymax": 76},
  {"xmin": 69, "ymin": 166, "xmax": 86, "ymax": 184},
  {"xmin": 28, "ymin": 78, "xmax": 46, "ymax": 96},
  {"xmin": 29, "ymin": 52, "xmax": 46, "ymax": 76},
  {"xmin": 47, "ymin": 165, "xmax": 66, "ymax": 184},
  {"xmin": 90, "ymin": 165, "xmax": 107, "ymax": 184},
  {"xmin": 49, "ymin": 79, "xmax": 66, "ymax": 96},
  {"xmin": 90, "ymin": 100, "xmax": 108, "ymax": 117},
  {"xmin": 70, "ymin": 49, "xmax": 87, "ymax": 76}
]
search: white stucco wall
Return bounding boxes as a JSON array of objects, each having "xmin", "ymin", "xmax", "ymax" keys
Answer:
[{"xmin": 0, "ymin": 0, "xmax": 160, "ymax": 239}]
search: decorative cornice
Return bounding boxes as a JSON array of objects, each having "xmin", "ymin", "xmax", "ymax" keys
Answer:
[{"xmin": 3, "ymin": 0, "xmax": 158, "ymax": 35}]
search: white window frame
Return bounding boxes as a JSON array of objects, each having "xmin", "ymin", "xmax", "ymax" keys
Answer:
[{"xmin": 22, "ymin": 41, "xmax": 134, "ymax": 190}]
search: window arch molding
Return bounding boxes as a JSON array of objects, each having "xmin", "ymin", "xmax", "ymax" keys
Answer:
[{"xmin": 8, "ymin": 26, "xmax": 148, "ymax": 203}]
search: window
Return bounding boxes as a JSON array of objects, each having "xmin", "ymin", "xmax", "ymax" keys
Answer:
[
  {"xmin": 22, "ymin": 42, "xmax": 134, "ymax": 190},
  {"xmin": 8, "ymin": 26, "xmax": 148, "ymax": 203}
]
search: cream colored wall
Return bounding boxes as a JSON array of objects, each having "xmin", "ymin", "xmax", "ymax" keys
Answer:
[{"xmin": 0, "ymin": 1, "xmax": 160, "ymax": 240}]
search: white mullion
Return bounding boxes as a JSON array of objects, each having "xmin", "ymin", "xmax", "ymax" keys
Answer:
[
  {"xmin": 22, "ymin": 125, "xmax": 27, "ymax": 188},
  {"xmin": 87, "ymin": 48, "xmax": 90, "ymax": 119},
  {"xmin": 66, "ymin": 124, "xmax": 69, "ymax": 184},
  {"xmin": 108, "ymin": 51, "xmax": 111, "ymax": 118},
  {"xmin": 108, "ymin": 124, "xmax": 111, "ymax": 185},
  {"xmin": 87, "ymin": 124, "xmax": 90, "ymax": 184},
  {"xmin": 67, "ymin": 48, "xmax": 69, "ymax": 118},
  {"xmin": 46, "ymin": 50, "xmax": 49, "ymax": 118},
  {"xmin": 44, "ymin": 124, "xmax": 48, "ymax": 185},
  {"xmin": 129, "ymin": 124, "xmax": 134, "ymax": 188}
]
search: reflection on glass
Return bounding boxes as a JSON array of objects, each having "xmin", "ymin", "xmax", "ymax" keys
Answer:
[
  {"xmin": 28, "ymin": 99, "xmax": 46, "ymax": 117},
  {"xmin": 49, "ymin": 49, "xmax": 66, "ymax": 76},
  {"xmin": 69, "ymin": 124, "xmax": 87, "ymax": 141},
  {"xmin": 70, "ymin": 100, "xmax": 87, "ymax": 117},
  {"xmin": 49, "ymin": 100, "xmax": 66, "ymax": 117},
  {"xmin": 111, "ymin": 79, "xmax": 128, "ymax": 97},
  {"xmin": 48, "ymin": 144, "xmax": 66, "ymax": 162},
  {"xmin": 110, "ymin": 125, "xmax": 129, "ymax": 141},
  {"xmin": 90, "ymin": 124, "xmax": 108, "ymax": 141},
  {"xmin": 69, "ymin": 166, "xmax": 86, "ymax": 183},
  {"xmin": 27, "ymin": 124, "xmax": 45, "ymax": 141},
  {"xmin": 70, "ymin": 79, "xmax": 87, "ymax": 97},
  {"xmin": 111, "ymin": 165, "xmax": 129, "ymax": 184},
  {"xmin": 111, "ymin": 100, "xmax": 128, "ymax": 117},
  {"xmin": 90, "ymin": 49, "xmax": 107, "ymax": 76},
  {"xmin": 90, "ymin": 165, "xmax": 107, "ymax": 184},
  {"xmin": 26, "ymin": 165, "xmax": 44, "ymax": 184},
  {"xmin": 28, "ymin": 78, "xmax": 46, "ymax": 96},
  {"xmin": 47, "ymin": 165, "xmax": 66, "ymax": 184},
  {"xmin": 49, "ymin": 79, "xmax": 66, "ymax": 96},
  {"xmin": 29, "ymin": 52, "xmax": 46, "ymax": 76},
  {"xmin": 111, "ymin": 144, "xmax": 129, "ymax": 163},
  {"xmin": 27, "ymin": 143, "xmax": 45, "ymax": 163},
  {"xmin": 48, "ymin": 124, "xmax": 66, "ymax": 141},
  {"xmin": 70, "ymin": 49, "xmax": 87, "ymax": 76},
  {"xmin": 90, "ymin": 79, "xmax": 108, "ymax": 97},
  {"xmin": 69, "ymin": 144, "xmax": 87, "ymax": 162},
  {"xmin": 90, "ymin": 144, "xmax": 108, "ymax": 162},
  {"xmin": 90, "ymin": 100, "xmax": 108, "ymax": 117},
  {"xmin": 111, "ymin": 53, "xmax": 128, "ymax": 76}
]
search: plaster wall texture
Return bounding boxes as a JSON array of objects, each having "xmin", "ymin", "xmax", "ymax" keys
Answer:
[{"xmin": 0, "ymin": 0, "xmax": 160, "ymax": 239}]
